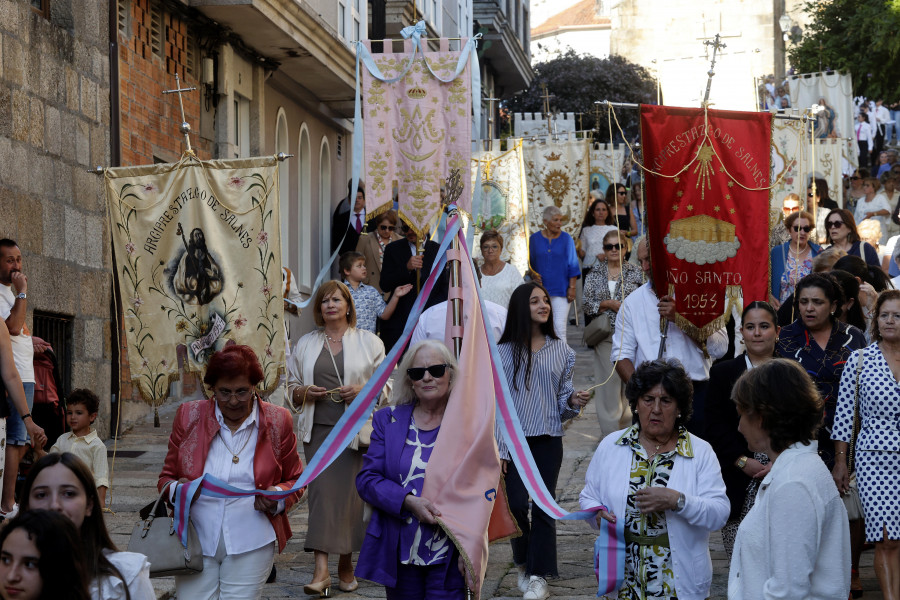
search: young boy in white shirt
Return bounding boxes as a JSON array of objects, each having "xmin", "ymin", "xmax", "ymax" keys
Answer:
[{"xmin": 38, "ymin": 389, "xmax": 109, "ymax": 507}]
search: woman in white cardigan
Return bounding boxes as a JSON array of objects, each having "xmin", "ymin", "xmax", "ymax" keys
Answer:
[
  {"xmin": 580, "ymin": 359, "xmax": 729, "ymax": 600},
  {"xmin": 287, "ymin": 280, "xmax": 387, "ymax": 595},
  {"xmin": 728, "ymin": 359, "xmax": 850, "ymax": 600}
]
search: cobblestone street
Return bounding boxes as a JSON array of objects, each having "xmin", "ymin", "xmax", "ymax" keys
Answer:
[{"xmin": 103, "ymin": 324, "xmax": 883, "ymax": 599}]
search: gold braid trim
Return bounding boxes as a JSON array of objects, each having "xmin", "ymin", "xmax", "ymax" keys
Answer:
[{"xmin": 366, "ymin": 200, "xmax": 393, "ymax": 225}]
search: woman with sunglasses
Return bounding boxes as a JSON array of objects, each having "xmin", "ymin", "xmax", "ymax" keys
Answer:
[
  {"xmin": 356, "ymin": 340, "xmax": 469, "ymax": 599},
  {"xmin": 288, "ymin": 280, "xmax": 387, "ymax": 595},
  {"xmin": 583, "ymin": 230, "xmax": 643, "ymax": 436},
  {"xmin": 159, "ymin": 345, "xmax": 303, "ymax": 599},
  {"xmin": 847, "ymin": 168, "xmax": 869, "ymax": 213},
  {"xmin": 497, "ymin": 282, "xmax": 591, "ymax": 599},
  {"xmin": 604, "ymin": 183, "xmax": 638, "ymax": 241},
  {"xmin": 770, "ymin": 209, "xmax": 821, "ymax": 309},
  {"xmin": 356, "ymin": 209, "xmax": 402, "ymax": 298},
  {"xmin": 824, "ymin": 208, "xmax": 882, "ymax": 268}
]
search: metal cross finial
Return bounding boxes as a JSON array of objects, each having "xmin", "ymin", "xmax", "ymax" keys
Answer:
[
  {"xmin": 445, "ymin": 168, "xmax": 463, "ymax": 206},
  {"xmin": 540, "ymin": 83, "xmax": 556, "ymax": 135},
  {"xmin": 701, "ymin": 33, "xmax": 727, "ymax": 107},
  {"xmin": 162, "ymin": 73, "xmax": 198, "ymax": 154}
]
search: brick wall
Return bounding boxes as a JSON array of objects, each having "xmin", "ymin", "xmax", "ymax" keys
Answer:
[
  {"xmin": 118, "ymin": 0, "xmax": 212, "ymax": 165},
  {"xmin": 0, "ymin": 0, "xmax": 113, "ymax": 435}
]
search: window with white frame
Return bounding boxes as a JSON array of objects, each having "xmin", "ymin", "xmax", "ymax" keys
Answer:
[
  {"xmin": 338, "ymin": 0, "xmax": 364, "ymax": 43},
  {"xmin": 298, "ymin": 126, "xmax": 312, "ymax": 288},
  {"xmin": 233, "ymin": 94, "xmax": 250, "ymax": 158}
]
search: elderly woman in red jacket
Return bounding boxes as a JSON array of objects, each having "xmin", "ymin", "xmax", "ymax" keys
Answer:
[{"xmin": 158, "ymin": 344, "xmax": 303, "ymax": 599}]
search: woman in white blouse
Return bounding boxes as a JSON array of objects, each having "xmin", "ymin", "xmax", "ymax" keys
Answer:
[
  {"xmin": 159, "ymin": 345, "xmax": 303, "ymax": 599},
  {"xmin": 729, "ymin": 359, "xmax": 850, "ymax": 600},
  {"xmin": 578, "ymin": 198, "xmax": 618, "ymax": 274},
  {"xmin": 24, "ymin": 453, "xmax": 156, "ymax": 600},
  {"xmin": 477, "ymin": 230, "xmax": 523, "ymax": 309}
]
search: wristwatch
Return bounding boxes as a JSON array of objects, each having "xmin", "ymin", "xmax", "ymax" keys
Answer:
[
  {"xmin": 15, "ymin": 292, "xmax": 25, "ymax": 300},
  {"xmin": 675, "ymin": 492, "xmax": 686, "ymax": 511},
  {"xmin": 735, "ymin": 455, "xmax": 749, "ymax": 470}
]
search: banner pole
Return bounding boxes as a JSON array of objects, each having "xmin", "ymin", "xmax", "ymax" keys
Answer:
[{"xmin": 445, "ymin": 169, "xmax": 465, "ymax": 358}]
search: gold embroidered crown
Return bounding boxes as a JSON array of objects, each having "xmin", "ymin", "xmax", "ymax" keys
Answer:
[{"xmin": 407, "ymin": 87, "xmax": 427, "ymax": 99}]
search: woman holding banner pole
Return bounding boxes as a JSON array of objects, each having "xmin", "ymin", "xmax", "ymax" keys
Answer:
[
  {"xmin": 497, "ymin": 282, "xmax": 591, "ymax": 600},
  {"xmin": 355, "ymin": 340, "xmax": 468, "ymax": 599},
  {"xmin": 288, "ymin": 280, "xmax": 387, "ymax": 596}
]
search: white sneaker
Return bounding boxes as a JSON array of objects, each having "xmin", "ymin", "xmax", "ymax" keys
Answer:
[
  {"xmin": 516, "ymin": 565, "xmax": 529, "ymax": 593},
  {"xmin": 523, "ymin": 575, "xmax": 549, "ymax": 600}
]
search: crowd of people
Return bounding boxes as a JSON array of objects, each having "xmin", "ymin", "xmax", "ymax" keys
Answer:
[{"xmin": 5, "ymin": 155, "xmax": 900, "ymax": 600}]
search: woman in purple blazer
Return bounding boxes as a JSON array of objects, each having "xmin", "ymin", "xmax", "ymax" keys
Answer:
[{"xmin": 355, "ymin": 340, "xmax": 466, "ymax": 599}]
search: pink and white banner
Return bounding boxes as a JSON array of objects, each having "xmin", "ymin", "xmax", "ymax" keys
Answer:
[{"xmin": 362, "ymin": 37, "xmax": 472, "ymax": 237}]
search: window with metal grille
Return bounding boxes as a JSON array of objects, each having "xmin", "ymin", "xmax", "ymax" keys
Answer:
[
  {"xmin": 117, "ymin": 0, "xmax": 130, "ymax": 36},
  {"xmin": 186, "ymin": 31, "xmax": 197, "ymax": 77},
  {"xmin": 150, "ymin": 3, "xmax": 163, "ymax": 57},
  {"xmin": 31, "ymin": 312, "xmax": 73, "ymax": 400}
]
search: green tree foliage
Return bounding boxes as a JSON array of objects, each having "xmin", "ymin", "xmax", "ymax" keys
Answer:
[
  {"xmin": 788, "ymin": 0, "xmax": 900, "ymax": 100},
  {"xmin": 504, "ymin": 51, "xmax": 657, "ymax": 142}
]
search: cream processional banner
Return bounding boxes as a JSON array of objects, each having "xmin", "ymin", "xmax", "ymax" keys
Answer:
[
  {"xmin": 788, "ymin": 71, "xmax": 854, "ymax": 145},
  {"xmin": 471, "ymin": 140, "xmax": 529, "ymax": 276},
  {"xmin": 589, "ymin": 142, "xmax": 627, "ymax": 197},
  {"xmin": 523, "ymin": 137, "xmax": 590, "ymax": 237},
  {"xmin": 362, "ymin": 38, "xmax": 472, "ymax": 238},
  {"xmin": 771, "ymin": 119, "xmax": 843, "ymax": 215},
  {"xmin": 106, "ymin": 156, "xmax": 285, "ymax": 407}
]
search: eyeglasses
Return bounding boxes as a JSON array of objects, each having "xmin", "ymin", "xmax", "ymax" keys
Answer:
[
  {"xmin": 481, "ymin": 244, "xmax": 501, "ymax": 252},
  {"xmin": 850, "ymin": 176, "xmax": 861, "ymax": 181},
  {"xmin": 407, "ymin": 363, "xmax": 451, "ymax": 381},
  {"xmin": 603, "ymin": 243, "xmax": 622, "ymax": 251},
  {"xmin": 792, "ymin": 225, "xmax": 812, "ymax": 233},
  {"xmin": 826, "ymin": 220, "xmax": 845, "ymax": 229},
  {"xmin": 215, "ymin": 388, "xmax": 253, "ymax": 402},
  {"xmin": 617, "ymin": 191, "xmax": 627, "ymax": 196},
  {"xmin": 379, "ymin": 225, "xmax": 396, "ymax": 231}
]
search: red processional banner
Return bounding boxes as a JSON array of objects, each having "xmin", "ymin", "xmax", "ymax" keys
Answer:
[{"xmin": 641, "ymin": 105, "xmax": 772, "ymax": 344}]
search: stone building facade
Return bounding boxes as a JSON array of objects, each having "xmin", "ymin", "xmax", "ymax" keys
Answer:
[{"xmin": 0, "ymin": 0, "xmax": 114, "ymax": 434}]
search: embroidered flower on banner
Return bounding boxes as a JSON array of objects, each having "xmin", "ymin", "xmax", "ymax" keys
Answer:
[
  {"xmin": 260, "ymin": 284, "xmax": 272, "ymax": 297},
  {"xmin": 125, "ymin": 242, "xmax": 135, "ymax": 255},
  {"xmin": 175, "ymin": 320, "xmax": 188, "ymax": 332},
  {"xmin": 228, "ymin": 176, "xmax": 245, "ymax": 189},
  {"xmin": 234, "ymin": 314, "xmax": 247, "ymax": 329},
  {"xmin": 256, "ymin": 231, "xmax": 269, "ymax": 246},
  {"xmin": 142, "ymin": 183, "xmax": 158, "ymax": 194},
  {"xmin": 132, "ymin": 296, "xmax": 144, "ymax": 307}
]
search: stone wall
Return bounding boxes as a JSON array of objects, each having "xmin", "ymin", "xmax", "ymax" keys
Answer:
[{"xmin": 0, "ymin": 0, "xmax": 113, "ymax": 435}]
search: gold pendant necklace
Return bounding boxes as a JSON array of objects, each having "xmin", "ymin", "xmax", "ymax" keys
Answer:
[
  {"xmin": 642, "ymin": 430, "xmax": 675, "ymax": 462},
  {"xmin": 220, "ymin": 430, "xmax": 252, "ymax": 464}
]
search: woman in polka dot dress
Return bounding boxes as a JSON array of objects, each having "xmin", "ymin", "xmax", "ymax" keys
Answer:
[{"xmin": 834, "ymin": 289, "xmax": 900, "ymax": 600}]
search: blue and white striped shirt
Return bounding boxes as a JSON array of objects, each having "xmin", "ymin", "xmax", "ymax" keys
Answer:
[{"xmin": 496, "ymin": 336, "xmax": 579, "ymax": 460}]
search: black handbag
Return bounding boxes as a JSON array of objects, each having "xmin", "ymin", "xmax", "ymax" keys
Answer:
[{"xmin": 127, "ymin": 482, "xmax": 204, "ymax": 578}]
